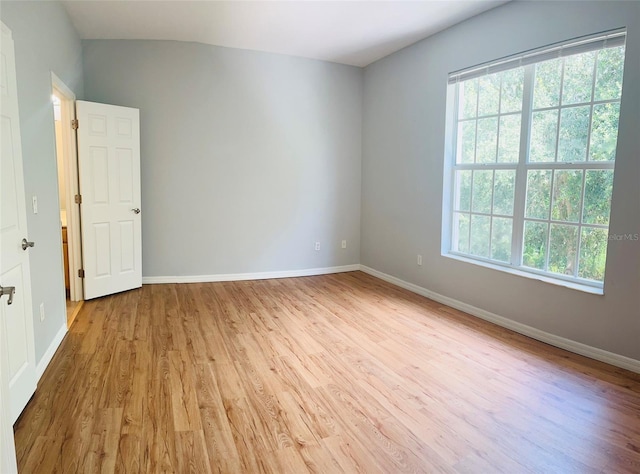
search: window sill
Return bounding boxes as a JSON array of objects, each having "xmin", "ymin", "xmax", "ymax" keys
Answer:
[{"xmin": 444, "ymin": 253, "xmax": 604, "ymax": 295}]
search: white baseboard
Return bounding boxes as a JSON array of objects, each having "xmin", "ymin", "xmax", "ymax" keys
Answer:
[
  {"xmin": 36, "ymin": 324, "xmax": 67, "ymax": 382},
  {"xmin": 360, "ymin": 265, "xmax": 640, "ymax": 374},
  {"xmin": 142, "ymin": 264, "xmax": 361, "ymax": 284}
]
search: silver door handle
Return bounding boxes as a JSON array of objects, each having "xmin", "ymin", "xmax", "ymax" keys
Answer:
[
  {"xmin": 132, "ymin": 208, "xmax": 141, "ymax": 214},
  {"xmin": 21, "ymin": 238, "xmax": 35, "ymax": 251},
  {"xmin": 0, "ymin": 285, "xmax": 15, "ymax": 305}
]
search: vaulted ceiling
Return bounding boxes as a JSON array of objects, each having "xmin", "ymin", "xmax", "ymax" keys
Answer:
[{"xmin": 62, "ymin": 0, "xmax": 508, "ymax": 67}]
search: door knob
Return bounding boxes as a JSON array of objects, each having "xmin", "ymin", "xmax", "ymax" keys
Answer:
[
  {"xmin": 132, "ymin": 208, "xmax": 141, "ymax": 214},
  {"xmin": 21, "ymin": 238, "xmax": 35, "ymax": 251},
  {"xmin": 0, "ymin": 285, "xmax": 15, "ymax": 305}
]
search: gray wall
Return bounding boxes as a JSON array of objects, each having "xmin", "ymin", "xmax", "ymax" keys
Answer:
[
  {"xmin": 362, "ymin": 1, "xmax": 640, "ymax": 360},
  {"xmin": 83, "ymin": 40, "xmax": 362, "ymax": 278},
  {"xmin": 1, "ymin": 1, "xmax": 84, "ymax": 364}
]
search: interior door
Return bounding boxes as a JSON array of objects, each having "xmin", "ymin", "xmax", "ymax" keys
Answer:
[
  {"xmin": 0, "ymin": 22, "xmax": 37, "ymax": 428},
  {"xmin": 76, "ymin": 101, "xmax": 142, "ymax": 300},
  {"xmin": 0, "ymin": 303, "xmax": 18, "ymax": 474}
]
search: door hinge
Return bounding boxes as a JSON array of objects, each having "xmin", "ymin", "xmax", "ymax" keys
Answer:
[
  {"xmin": 75, "ymin": 194, "xmax": 82, "ymax": 204},
  {"xmin": 71, "ymin": 119, "xmax": 79, "ymax": 130},
  {"xmin": 78, "ymin": 269, "xmax": 85, "ymax": 278}
]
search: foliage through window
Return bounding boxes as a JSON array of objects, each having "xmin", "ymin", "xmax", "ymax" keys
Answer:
[{"xmin": 447, "ymin": 31, "xmax": 626, "ymax": 288}]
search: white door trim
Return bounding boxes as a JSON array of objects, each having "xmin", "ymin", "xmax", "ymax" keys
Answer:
[{"xmin": 51, "ymin": 73, "xmax": 82, "ymax": 302}]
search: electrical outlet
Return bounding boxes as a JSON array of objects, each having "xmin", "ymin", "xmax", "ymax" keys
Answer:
[
  {"xmin": 32, "ymin": 195, "xmax": 38, "ymax": 214},
  {"xmin": 315, "ymin": 242, "xmax": 321, "ymax": 251},
  {"xmin": 39, "ymin": 302, "xmax": 45, "ymax": 321},
  {"xmin": 417, "ymin": 254, "xmax": 423, "ymax": 266},
  {"xmin": 341, "ymin": 240, "xmax": 347, "ymax": 249}
]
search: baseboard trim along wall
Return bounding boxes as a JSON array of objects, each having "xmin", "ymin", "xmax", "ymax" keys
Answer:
[
  {"xmin": 36, "ymin": 323, "xmax": 67, "ymax": 382},
  {"xmin": 141, "ymin": 264, "xmax": 361, "ymax": 284},
  {"xmin": 359, "ymin": 265, "xmax": 640, "ymax": 375}
]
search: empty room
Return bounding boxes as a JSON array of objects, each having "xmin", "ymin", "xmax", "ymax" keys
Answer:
[{"xmin": 1, "ymin": 0, "xmax": 639, "ymax": 472}]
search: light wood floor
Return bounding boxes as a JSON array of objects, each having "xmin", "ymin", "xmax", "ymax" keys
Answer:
[{"xmin": 14, "ymin": 271, "xmax": 640, "ymax": 473}]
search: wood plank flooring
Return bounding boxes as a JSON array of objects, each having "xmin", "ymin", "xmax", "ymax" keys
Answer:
[{"xmin": 14, "ymin": 271, "xmax": 640, "ymax": 473}]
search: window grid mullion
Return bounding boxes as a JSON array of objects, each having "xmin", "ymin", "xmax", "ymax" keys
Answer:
[
  {"xmin": 464, "ymin": 167, "xmax": 474, "ymax": 252},
  {"xmin": 511, "ymin": 65, "xmax": 534, "ymax": 266},
  {"xmin": 489, "ymin": 170, "xmax": 495, "ymax": 259},
  {"xmin": 525, "ymin": 161, "xmax": 615, "ymax": 170},
  {"xmin": 524, "ymin": 216, "xmax": 608, "ymax": 229},
  {"xmin": 585, "ymin": 50, "xmax": 599, "ymax": 163},
  {"xmin": 545, "ymin": 170, "xmax": 556, "ymax": 272},
  {"xmin": 466, "ymin": 211, "xmax": 471, "ymax": 253},
  {"xmin": 576, "ymin": 170, "xmax": 588, "ymax": 278},
  {"xmin": 458, "ymin": 110, "xmax": 521, "ymax": 122},
  {"xmin": 553, "ymin": 59, "xmax": 566, "ymax": 163},
  {"xmin": 495, "ymin": 75, "xmax": 503, "ymax": 164},
  {"xmin": 532, "ymin": 97, "xmax": 619, "ymax": 114},
  {"xmin": 453, "ymin": 164, "xmax": 518, "ymax": 171},
  {"xmin": 573, "ymin": 58, "xmax": 598, "ymax": 277},
  {"xmin": 473, "ymin": 81, "xmax": 479, "ymax": 164},
  {"xmin": 467, "ymin": 210, "xmax": 514, "ymax": 219}
]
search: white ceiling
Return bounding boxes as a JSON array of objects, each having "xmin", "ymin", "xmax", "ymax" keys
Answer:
[{"xmin": 62, "ymin": 1, "xmax": 508, "ymax": 67}]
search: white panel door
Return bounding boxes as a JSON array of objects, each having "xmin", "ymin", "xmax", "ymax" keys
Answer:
[
  {"xmin": 0, "ymin": 21, "xmax": 37, "ymax": 431},
  {"xmin": 0, "ymin": 297, "xmax": 17, "ymax": 474},
  {"xmin": 76, "ymin": 101, "xmax": 141, "ymax": 300}
]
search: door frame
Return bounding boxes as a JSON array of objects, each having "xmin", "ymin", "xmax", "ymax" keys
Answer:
[{"xmin": 51, "ymin": 73, "xmax": 83, "ymax": 302}]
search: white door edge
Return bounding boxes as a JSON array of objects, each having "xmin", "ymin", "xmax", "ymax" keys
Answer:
[{"xmin": 0, "ymin": 20, "xmax": 27, "ymax": 473}]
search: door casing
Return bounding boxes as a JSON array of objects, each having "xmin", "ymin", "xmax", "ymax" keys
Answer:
[{"xmin": 52, "ymin": 73, "xmax": 83, "ymax": 302}]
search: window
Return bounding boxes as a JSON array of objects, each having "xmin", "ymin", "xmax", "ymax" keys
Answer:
[{"xmin": 446, "ymin": 30, "xmax": 626, "ymax": 290}]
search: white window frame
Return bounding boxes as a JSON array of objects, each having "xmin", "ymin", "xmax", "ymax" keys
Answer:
[{"xmin": 442, "ymin": 29, "xmax": 626, "ymax": 293}]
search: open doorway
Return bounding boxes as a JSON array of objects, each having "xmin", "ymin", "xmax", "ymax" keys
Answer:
[{"xmin": 51, "ymin": 73, "xmax": 83, "ymax": 327}]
